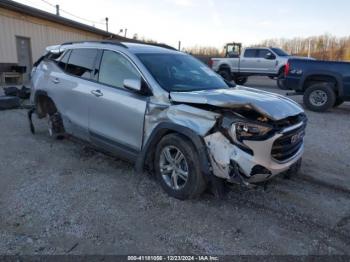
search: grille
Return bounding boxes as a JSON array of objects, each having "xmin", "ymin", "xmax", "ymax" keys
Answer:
[
  {"xmin": 271, "ymin": 125, "xmax": 305, "ymax": 162},
  {"xmin": 273, "ymin": 114, "xmax": 307, "ymax": 130}
]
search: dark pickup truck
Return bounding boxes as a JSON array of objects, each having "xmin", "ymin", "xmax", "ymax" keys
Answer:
[{"xmin": 284, "ymin": 58, "xmax": 350, "ymax": 112}]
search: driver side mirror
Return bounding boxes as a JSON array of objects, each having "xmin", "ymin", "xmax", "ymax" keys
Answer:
[
  {"xmin": 123, "ymin": 78, "xmax": 152, "ymax": 95},
  {"xmin": 123, "ymin": 79, "xmax": 142, "ymax": 92},
  {"xmin": 265, "ymin": 52, "xmax": 276, "ymax": 60}
]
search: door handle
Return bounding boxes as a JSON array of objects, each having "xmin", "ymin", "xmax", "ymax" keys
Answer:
[
  {"xmin": 52, "ymin": 78, "xmax": 60, "ymax": 84},
  {"xmin": 91, "ymin": 89, "xmax": 103, "ymax": 97}
]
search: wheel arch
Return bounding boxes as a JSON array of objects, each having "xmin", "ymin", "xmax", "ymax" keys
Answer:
[
  {"xmin": 34, "ymin": 90, "xmax": 57, "ymax": 118},
  {"xmin": 301, "ymin": 72, "xmax": 343, "ymax": 96},
  {"xmin": 218, "ymin": 63, "xmax": 231, "ymax": 72},
  {"xmin": 135, "ymin": 122, "xmax": 211, "ymax": 178}
]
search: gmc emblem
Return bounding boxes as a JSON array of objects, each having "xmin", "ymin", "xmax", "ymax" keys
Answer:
[{"xmin": 291, "ymin": 131, "xmax": 304, "ymax": 144}]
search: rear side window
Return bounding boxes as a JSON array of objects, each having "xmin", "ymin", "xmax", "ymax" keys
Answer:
[
  {"xmin": 98, "ymin": 50, "xmax": 141, "ymax": 89},
  {"xmin": 244, "ymin": 49, "xmax": 257, "ymax": 58},
  {"xmin": 56, "ymin": 50, "xmax": 70, "ymax": 71},
  {"xmin": 66, "ymin": 48, "xmax": 98, "ymax": 79}
]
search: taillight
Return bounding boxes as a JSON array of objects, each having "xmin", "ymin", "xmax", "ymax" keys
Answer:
[
  {"xmin": 284, "ymin": 62, "xmax": 290, "ymax": 77},
  {"xmin": 208, "ymin": 59, "xmax": 213, "ymax": 68}
]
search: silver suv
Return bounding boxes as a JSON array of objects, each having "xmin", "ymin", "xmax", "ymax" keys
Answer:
[{"xmin": 30, "ymin": 41, "xmax": 307, "ymax": 199}]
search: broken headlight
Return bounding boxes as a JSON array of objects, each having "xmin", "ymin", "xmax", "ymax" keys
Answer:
[{"xmin": 229, "ymin": 122, "xmax": 273, "ymax": 142}]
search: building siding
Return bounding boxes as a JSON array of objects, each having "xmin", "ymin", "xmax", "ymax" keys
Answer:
[{"xmin": 0, "ymin": 7, "xmax": 105, "ymax": 64}]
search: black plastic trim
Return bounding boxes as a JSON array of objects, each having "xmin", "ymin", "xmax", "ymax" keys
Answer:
[{"xmin": 90, "ymin": 131, "xmax": 139, "ymax": 162}]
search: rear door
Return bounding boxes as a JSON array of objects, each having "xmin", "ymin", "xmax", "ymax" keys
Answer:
[
  {"xmin": 49, "ymin": 48, "xmax": 98, "ymax": 140},
  {"xmin": 88, "ymin": 50, "xmax": 148, "ymax": 159},
  {"xmin": 240, "ymin": 48, "xmax": 259, "ymax": 73}
]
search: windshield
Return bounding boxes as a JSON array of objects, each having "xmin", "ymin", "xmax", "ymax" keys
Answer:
[
  {"xmin": 136, "ymin": 53, "xmax": 229, "ymax": 92},
  {"xmin": 271, "ymin": 48, "xmax": 290, "ymax": 56}
]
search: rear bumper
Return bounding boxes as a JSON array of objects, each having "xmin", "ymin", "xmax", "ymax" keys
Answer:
[{"xmin": 284, "ymin": 76, "xmax": 303, "ymax": 91}]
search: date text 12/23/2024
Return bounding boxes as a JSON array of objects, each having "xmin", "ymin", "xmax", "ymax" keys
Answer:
[{"xmin": 127, "ymin": 256, "xmax": 219, "ymax": 261}]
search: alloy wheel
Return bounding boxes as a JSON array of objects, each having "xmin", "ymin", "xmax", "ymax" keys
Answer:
[{"xmin": 159, "ymin": 146, "xmax": 189, "ymax": 190}]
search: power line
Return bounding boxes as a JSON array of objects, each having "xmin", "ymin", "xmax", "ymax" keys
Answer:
[{"xmin": 39, "ymin": 0, "xmax": 105, "ymax": 25}]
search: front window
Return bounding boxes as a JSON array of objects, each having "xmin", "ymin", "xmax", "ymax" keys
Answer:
[
  {"xmin": 136, "ymin": 53, "xmax": 229, "ymax": 92},
  {"xmin": 99, "ymin": 50, "xmax": 141, "ymax": 89},
  {"xmin": 270, "ymin": 48, "xmax": 290, "ymax": 56},
  {"xmin": 257, "ymin": 49, "xmax": 270, "ymax": 58}
]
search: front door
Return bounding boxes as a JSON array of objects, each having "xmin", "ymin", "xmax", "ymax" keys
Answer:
[
  {"xmin": 16, "ymin": 36, "xmax": 32, "ymax": 83},
  {"xmin": 88, "ymin": 50, "xmax": 148, "ymax": 158},
  {"xmin": 256, "ymin": 49, "xmax": 277, "ymax": 74}
]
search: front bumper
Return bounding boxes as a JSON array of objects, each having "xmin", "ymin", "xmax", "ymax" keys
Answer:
[{"xmin": 204, "ymin": 125, "xmax": 304, "ymax": 184}]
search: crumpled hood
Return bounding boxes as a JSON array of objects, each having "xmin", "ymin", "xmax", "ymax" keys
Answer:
[{"xmin": 170, "ymin": 86, "xmax": 304, "ymax": 121}]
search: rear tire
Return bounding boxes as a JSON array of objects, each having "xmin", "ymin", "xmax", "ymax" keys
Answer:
[
  {"xmin": 303, "ymin": 83, "xmax": 336, "ymax": 112},
  {"xmin": 218, "ymin": 68, "xmax": 232, "ymax": 81},
  {"xmin": 154, "ymin": 134, "xmax": 207, "ymax": 200}
]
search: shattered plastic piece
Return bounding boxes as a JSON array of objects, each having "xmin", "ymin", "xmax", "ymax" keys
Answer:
[{"xmin": 204, "ymin": 132, "xmax": 236, "ymax": 179}]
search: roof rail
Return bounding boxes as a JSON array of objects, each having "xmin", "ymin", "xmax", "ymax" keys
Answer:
[
  {"xmin": 139, "ymin": 43, "xmax": 177, "ymax": 51},
  {"xmin": 61, "ymin": 40, "xmax": 177, "ymax": 51},
  {"xmin": 61, "ymin": 40, "xmax": 128, "ymax": 48}
]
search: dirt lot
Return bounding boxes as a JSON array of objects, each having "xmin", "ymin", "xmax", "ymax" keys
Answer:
[{"xmin": 0, "ymin": 77, "xmax": 350, "ymax": 255}]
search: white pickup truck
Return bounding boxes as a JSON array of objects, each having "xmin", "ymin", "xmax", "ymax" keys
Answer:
[{"xmin": 210, "ymin": 44, "xmax": 308, "ymax": 88}]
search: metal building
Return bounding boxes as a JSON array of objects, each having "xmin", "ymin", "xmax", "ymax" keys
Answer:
[{"xmin": 0, "ymin": 0, "xmax": 127, "ymax": 85}]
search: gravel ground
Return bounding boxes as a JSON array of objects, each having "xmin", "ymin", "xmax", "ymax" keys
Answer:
[{"xmin": 0, "ymin": 77, "xmax": 349, "ymax": 255}]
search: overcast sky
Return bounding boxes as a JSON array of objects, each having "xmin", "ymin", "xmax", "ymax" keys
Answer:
[{"xmin": 14, "ymin": 0, "xmax": 350, "ymax": 49}]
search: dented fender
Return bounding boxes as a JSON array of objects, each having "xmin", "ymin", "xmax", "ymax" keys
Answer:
[
  {"xmin": 143, "ymin": 103, "xmax": 220, "ymax": 143},
  {"xmin": 135, "ymin": 103, "xmax": 220, "ymax": 176}
]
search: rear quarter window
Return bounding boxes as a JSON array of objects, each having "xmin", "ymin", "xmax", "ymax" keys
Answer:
[
  {"xmin": 55, "ymin": 50, "xmax": 71, "ymax": 71},
  {"xmin": 65, "ymin": 48, "xmax": 98, "ymax": 79}
]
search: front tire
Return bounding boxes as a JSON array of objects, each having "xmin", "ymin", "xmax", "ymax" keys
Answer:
[
  {"xmin": 277, "ymin": 71, "xmax": 288, "ymax": 90},
  {"xmin": 303, "ymin": 83, "xmax": 336, "ymax": 112},
  {"xmin": 234, "ymin": 76, "xmax": 248, "ymax": 85},
  {"xmin": 154, "ymin": 134, "xmax": 207, "ymax": 200}
]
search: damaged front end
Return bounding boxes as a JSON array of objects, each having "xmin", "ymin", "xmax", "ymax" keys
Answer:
[
  {"xmin": 167, "ymin": 87, "xmax": 307, "ymax": 186},
  {"xmin": 204, "ymin": 110, "xmax": 306, "ymax": 185}
]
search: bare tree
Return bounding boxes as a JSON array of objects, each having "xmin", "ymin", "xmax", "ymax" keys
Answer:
[{"xmin": 254, "ymin": 35, "xmax": 350, "ymax": 61}]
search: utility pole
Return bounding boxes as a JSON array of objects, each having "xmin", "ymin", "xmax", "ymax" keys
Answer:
[
  {"xmin": 308, "ymin": 39, "xmax": 311, "ymax": 58},
  {"xmin": 178, "ymin": 41, "xmax": 181, "ymax": 51},
  {"xmin": 124, "ymin": 28, "xmax": 128, "ymax": 38},
  {"xmin": 55, "ymin": 4, "xmax": 60, "ymax": 16},
  {"xmin": 105, "ymin": 17, "xmax": 109, "ymax": 32}
]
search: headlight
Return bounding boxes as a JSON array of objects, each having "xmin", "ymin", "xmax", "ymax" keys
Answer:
[{"xmin": 229, "ymin": 122, "xmax": 273, "ymax": 142}]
